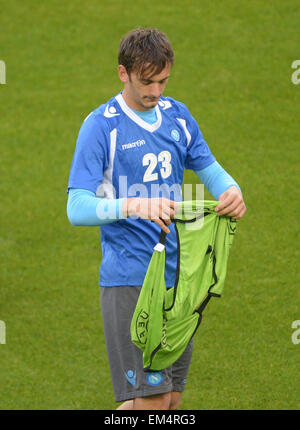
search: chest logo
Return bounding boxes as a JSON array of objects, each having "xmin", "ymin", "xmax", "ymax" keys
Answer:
[
  {"xmin": 122, "ymin": 139, "xmax": 146, "ymax": 150},
  {"xmin": 171, "ymin": 129, "xmax": 180, "ymax": 142}
]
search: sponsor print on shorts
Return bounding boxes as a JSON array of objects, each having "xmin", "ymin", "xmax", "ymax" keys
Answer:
[
  {"xmin": 146, "ymin": 371, "xmax": 163, "ymax": 386},
  {"xmin": 125, "ymin": 369, "xmax": 137, "ymax": 387}
]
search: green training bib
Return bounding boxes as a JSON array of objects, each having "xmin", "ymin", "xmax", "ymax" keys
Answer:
[{"xmin": 131, "ymin": 200, "xmax": 237, "ymax": 371}]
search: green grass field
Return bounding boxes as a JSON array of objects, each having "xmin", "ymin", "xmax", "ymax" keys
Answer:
[{"xmin": 0, "ymin": 0, "xmax": 299, "ymax": 410}]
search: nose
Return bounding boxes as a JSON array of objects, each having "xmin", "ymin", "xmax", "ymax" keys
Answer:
[{"xmin": 149, "ymin": 83, "xmax": 162, "ymax": 98}]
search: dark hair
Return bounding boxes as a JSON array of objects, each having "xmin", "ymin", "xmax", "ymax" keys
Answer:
[{"xmin": 118, "ymin": 27, "xmax": 174, "ymax": 77}]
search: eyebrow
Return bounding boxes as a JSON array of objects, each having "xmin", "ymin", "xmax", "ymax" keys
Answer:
[{"xmin": 140, "ymin": 75, "xmax": 170, "ymax": 84}]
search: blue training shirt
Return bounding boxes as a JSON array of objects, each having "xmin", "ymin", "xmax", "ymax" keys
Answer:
[{"xmin": 67, "ymin": 93, "xmax": 216, "ymax": 287}]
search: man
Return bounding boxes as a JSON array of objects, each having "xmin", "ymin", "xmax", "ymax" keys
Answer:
[{"xmin": 67, "ymin": 28, "xmax": 246, "ymax": 410}]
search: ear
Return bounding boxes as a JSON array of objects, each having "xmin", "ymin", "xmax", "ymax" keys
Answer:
[{"xmin": 118, "ymin": 65, "xmax": 129, "ymax": 84}]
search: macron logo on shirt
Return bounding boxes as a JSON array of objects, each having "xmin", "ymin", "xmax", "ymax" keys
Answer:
[
  {"xmin": 122, "ymin": 139, "xmax": 146, "ymax": 150},
  {"xmin": 104, "ymin": 105, "xmax": 120, "ymax": 118},
  {"xmin": 158, "ymin": 100, "xmax": 172, "ymax": 110}
]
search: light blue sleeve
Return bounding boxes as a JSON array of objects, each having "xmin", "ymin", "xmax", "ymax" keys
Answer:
[
  {"xmin": 67, "ymin": 188, "xmax": 126, "ymax": 226},
  {"xmin": 195, "ymin": 161, "xmax": 241, "ymax": 200}
]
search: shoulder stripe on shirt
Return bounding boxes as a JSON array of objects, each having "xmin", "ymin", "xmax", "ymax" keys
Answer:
[
  {"xmin": 96, "ymin": 128, "xmax": 117, "ymax": 199},
  {"xmin": 176, "ymin": 118, "xmax": 192, "ymax": 146}
]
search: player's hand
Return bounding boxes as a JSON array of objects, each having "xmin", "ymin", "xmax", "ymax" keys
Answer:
[
  {"xmin": 122, "ymin": 198, "xmax": 179, "ymax": 234},
  {"xmin": 215, "ymin": 186, "xmax": 246, "ymax": 219}
]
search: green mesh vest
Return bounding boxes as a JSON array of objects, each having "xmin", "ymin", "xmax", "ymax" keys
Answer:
[{"xmin": 131, "ymin": 200, "xmax": 237, "ymax": 371}]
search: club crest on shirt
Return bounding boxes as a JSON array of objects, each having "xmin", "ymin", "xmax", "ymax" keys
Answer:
[{"xmin": 171, "ymin": 129, "xmax": 180, "ymax": 142}]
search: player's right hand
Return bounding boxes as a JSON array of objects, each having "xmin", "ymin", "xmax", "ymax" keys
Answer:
[{"xmin": 122, "ymin": 198, "xmax": 179, "ymax": 234}]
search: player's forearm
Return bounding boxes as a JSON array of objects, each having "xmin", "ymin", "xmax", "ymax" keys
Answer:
[
  {"xmin": 121, "ymin": 197, "xmax": 178, "ymax": 234},
  {"xmin": 195, "ymin": 161, "xmax": 241, "ymax": 200},
  {"xmin": 67, "ymin": 188, "xmax": 126, "ymax": 226}
]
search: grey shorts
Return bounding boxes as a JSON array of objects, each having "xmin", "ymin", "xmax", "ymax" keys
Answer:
[{"xmin": 100, "ymin": 286, "xmax": 193, "ymax": 403}]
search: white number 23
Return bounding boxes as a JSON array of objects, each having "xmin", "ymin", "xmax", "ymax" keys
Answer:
[{"xmin": 142, "ymin": 151, "xmax": 172, "ymax": 182}]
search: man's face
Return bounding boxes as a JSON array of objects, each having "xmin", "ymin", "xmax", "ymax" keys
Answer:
[{"xmin": 118, "ymin": 63, "xmax": 171, "ymax": 111}]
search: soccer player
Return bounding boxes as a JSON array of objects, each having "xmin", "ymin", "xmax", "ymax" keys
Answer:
[{"xmin": 67, "ymin": 28, "xmax": 246, "ymax": 410}]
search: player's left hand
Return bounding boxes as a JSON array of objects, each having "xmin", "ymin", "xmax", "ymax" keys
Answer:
[{"xmin": 215, "ymin": 186, "xmax": 246, "ymax": 219}]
